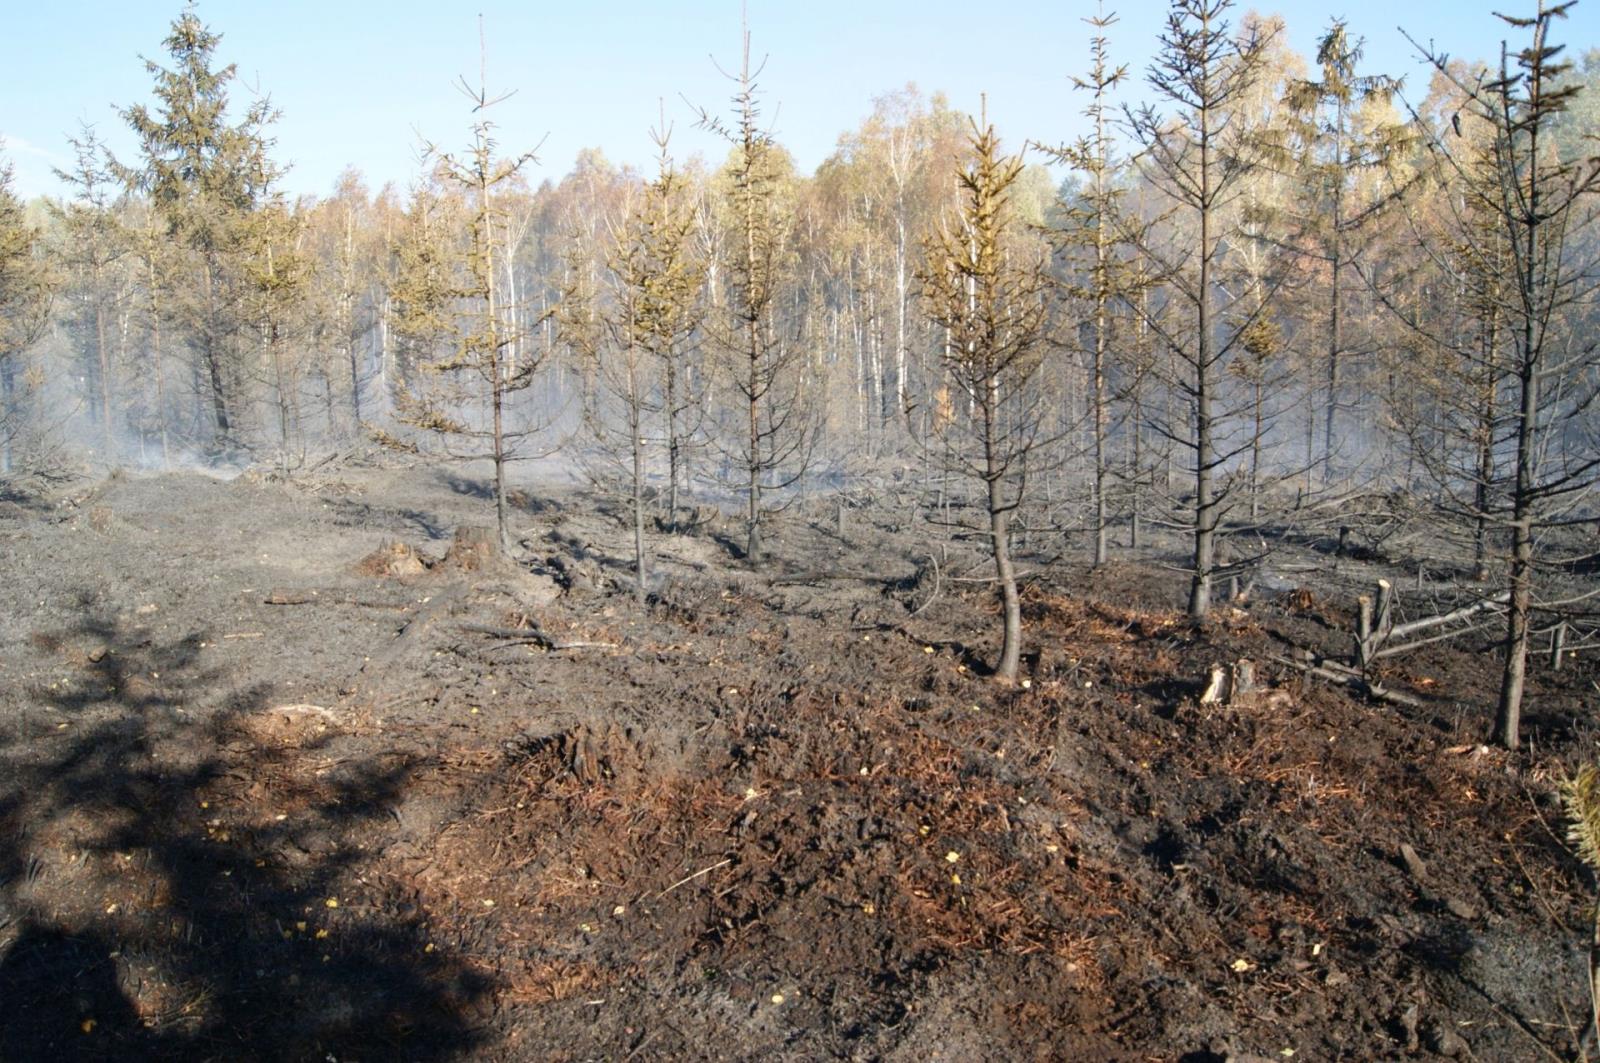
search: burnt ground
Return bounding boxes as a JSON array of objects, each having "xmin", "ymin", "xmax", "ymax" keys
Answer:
[{"xmin": 0, "ymin": 461, "xmax": 1597, "ymax": 1061}]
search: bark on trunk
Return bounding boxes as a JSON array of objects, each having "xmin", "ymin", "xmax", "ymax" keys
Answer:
[{"xmin": 989, "ymin": 472, "xmax": 1022, "ymax": 682}]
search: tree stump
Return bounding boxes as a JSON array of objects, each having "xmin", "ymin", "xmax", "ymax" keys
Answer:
[{"xmin": 442, "ymin": 525, "xmax": 500, "ymax": 571}]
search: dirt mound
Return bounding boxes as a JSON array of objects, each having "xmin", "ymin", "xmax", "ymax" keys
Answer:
[
  {"xmin": 355, "ymin": 538, "xmax": 431, "ymax": 578},
  {"xmin": 229, "ymin": 702, "xmax": 341, "ymax": 748}
]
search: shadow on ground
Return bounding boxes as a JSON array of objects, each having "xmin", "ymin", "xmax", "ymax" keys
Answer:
[{"xmin": 0, "ymin": 598, "xmax": 492, "ymax": 1061}]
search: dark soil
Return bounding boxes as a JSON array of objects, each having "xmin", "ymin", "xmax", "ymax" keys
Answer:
[{"xmin": 1, "ymin": 462, "xmax": 1596, "ymax": 1061}]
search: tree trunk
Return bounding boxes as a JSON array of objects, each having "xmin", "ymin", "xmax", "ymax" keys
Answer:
[
  {"xmin": 1092, "ymin": 185, "xmax": 1109, "ymax": 568},
  {"xmin": 1472, "ymin": 312, "xmax": 1500, "ymax": 582},
  {"xmin": 151, "ymin": 277, "xmax": 169, "ymax": 468},
  {"xmin": 665, "ymin": 356, "xmax": 680, "ymax": 530},
  {"xmin": 746, "ymin": 313, "xmax": 762, "ymax": 566},
  {"xmin": 1495, "ymin": 354, "xmax": 1539, "ymax": 749},
  {"xmin": 633, "ymin": 406, "xmax": 648, "ymax": 602},
  {"xmin": 1130, "ymin": 386, "xmax": 1143, "ymax": 552},
  {"xmin": 202, "ymin": 261, "xmax": 231, "ymax": 437},
  {"xmin": 1189, "ymin": 117, "xmax": 1216, "ymax": 621},
  {"xmin": 987, "ymin": 426, "xmax": 1021, "ymax": 682},
  {"xmin": 1, "ymin": 356, "xmax": 15, "ymax": 473},
  {"xmin": 1250, "ymin": 378, "xmax": 1263, "ymax": 522},
  {"xmin": 95, "ymin": 292, "xmax": 114, "ymax": 461},
  {"xmin": 493, "ymin": 378, "xmax": 510, "ymax": 554},
  {"xmin": 347, "ymin": 336, "xmax": 363, "ymax": 430},
  {"xmin": 1322, "ymin": 119, "xmax": 1345, "ymax": 487}
]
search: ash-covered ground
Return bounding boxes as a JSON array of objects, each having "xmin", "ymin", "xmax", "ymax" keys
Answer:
[{"xmin": 1, "ymin": 460, "xmax": 1596, "ymax": 1061}]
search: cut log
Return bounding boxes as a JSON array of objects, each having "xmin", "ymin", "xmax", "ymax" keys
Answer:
[
  {"xmin": 1233, "ymin": 659, "xmax": 1256, "ymax": 697},
  {"xmin": 1198, "ymin": 660, "xmax": 1259, "ymax": 706}
]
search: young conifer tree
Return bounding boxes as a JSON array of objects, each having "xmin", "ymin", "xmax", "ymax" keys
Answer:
[
  {"xmin": 1407, "ymin": 1, "xmax": 1600, "ymax": 748},
  {"xmin": 1126, "ymin": 0, "xmax": 1271, "ymax": 620},
  {"xmin": 51, "ymin": 125, "xmax": 123, "ymax": 462},
  {"xmin": 1037, "ymin": 4, "xmax": 1128, "ymax": 567},
  {"xmin": 1282, "ymin": 20, "xmax": 1408, "ymax": 485},
  {"xmin": 693, "ymin": 23, "xmax": 815, "ymax": 566},
  {"xmin": 244, "ymin": 198, "xmax": 308, "ymax": 476},
  {"xmin": 400, "ymin": 25, "xmax": 545, "ymax": 553},
  {"xmin": 920, "ymin": 112, "xmax": 1051, "ymax": 682},
  {"xmin": 635, "ymin": 125, "xmax": 705, "ymax": 532},
  {"xmin": 578, "ymin": 120, "xmax": 704, "ymax": 599}
]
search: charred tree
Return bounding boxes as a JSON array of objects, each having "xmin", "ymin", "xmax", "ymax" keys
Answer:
[
  {"xmin": 1126, "ymin": 0, "xmax": 1273, "ymax": 620},
  {"xmin": 1407, "ymin": 1, "xmax": 1600, "ymax": 748},
  {"xmin": 920, "ymin": 114, "xmax": 1051, "ymax": 682}
]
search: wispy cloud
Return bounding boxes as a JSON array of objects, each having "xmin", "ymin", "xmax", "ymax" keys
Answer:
[
  {"xmin": 0, "ymin": 133, "xmax": 69, "ymax": 199},
  {"xmin": 0, "ymin": 133, "xmax": 67, "ymax": 166}
]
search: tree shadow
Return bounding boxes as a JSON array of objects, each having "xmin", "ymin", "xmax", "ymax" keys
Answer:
[
  {"xmin": 0, "ymin": 597, "xmax": 493, "ymax": 1060},
  {"xmin": 438, "ymin": 470, "xmax": 496, "ymax": 503},
  {"xmin": 325, "ymin": 495, "xmax": 452, "ymax": 541}
]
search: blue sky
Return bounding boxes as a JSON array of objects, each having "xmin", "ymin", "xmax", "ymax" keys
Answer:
[{"xmin": 4, "ymin": 1, "xmax": 1598, "ymax": 201}]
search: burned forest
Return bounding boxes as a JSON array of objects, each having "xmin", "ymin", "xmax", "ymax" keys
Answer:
[{"xmin": 5, "ymin": 1, "xmax": 1600, "ymax": 1059}]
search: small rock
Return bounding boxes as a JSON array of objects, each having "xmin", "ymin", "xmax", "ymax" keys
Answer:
[
  {"xmin": 1444, "ymin": 896, "xmax": 1478, "ymax": 920},
  {"xmin": 87, "ymin": 646, "xmax": 108, "ymax": 663},
  {"xmin": 1399, "ymin": 843, "xmax": 1427, "ymax": 882},
  {"xmin": 1425, "ymin": 1021, "xmax": 1468, "ymax": 1058}
]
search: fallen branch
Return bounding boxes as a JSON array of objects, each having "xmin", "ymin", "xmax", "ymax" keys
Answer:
[
  {"xmin": 769, "ymin": 570, "xmax": 896, "ymax": 586},
  {"xmin": 1268, "ymin": 654, "xmax": 1423, "ymax": 708},
  {"xmin": 264, "ymin": 589, "xmax": 412, "ymax": 610},
  {"xmin": 362, "ymin": 587, "xmax": 468, "ymax": 673},
  {"xmin": 1373, "ymin": 619, "xmax": 1497, "ymax": 660},
  {"xmin": 458, "ymin": 621, "xmax": 617, "ymax": 652},
  {"xmin": 1389, "ymin": 590, "xmax": 1511, "ymax": 642}
]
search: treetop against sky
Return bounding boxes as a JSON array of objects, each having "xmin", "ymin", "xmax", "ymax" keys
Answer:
[{"xmin": 3, "ymin": 0, "xmax": 1598, "ymax": 200}]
